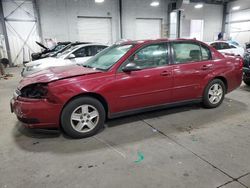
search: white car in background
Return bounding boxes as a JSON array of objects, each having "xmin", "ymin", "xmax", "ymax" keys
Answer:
[
  {"xmin": 22, "ymin": 43, "xmax": 108, "ymax": 77},
  {"xmin": 208, "ymin": 41, "xmax": 245, "ymax": 57}
]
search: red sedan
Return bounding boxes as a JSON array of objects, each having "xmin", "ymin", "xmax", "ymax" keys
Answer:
[{"xmin": 11, "ymin": 39, "xmax": 243, "ymax": 138}]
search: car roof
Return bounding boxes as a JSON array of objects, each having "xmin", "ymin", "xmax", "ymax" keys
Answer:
[
  {"xmin": 73, "ymin": 43, "xmax": 108, "ymax": 48},
  {"xmin": 119, "ymin": 38, "xmax": 205, "ymax": 45},
  {"xmin": 208, "ymin": 41, "xmax": 230, "ymax": 44}
]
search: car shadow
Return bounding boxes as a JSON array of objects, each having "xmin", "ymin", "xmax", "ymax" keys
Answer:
[{"xmin": 12, "ymin": 97, "xmax": 247, "ymax": 154}]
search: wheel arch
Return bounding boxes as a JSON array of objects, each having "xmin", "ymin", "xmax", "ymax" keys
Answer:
[
  {"xmin": 202, "ymin": 75, "xmax": 228, "ymax": 98},
  {"xmin": 213, "ymin": 76, "xmax": 228, "ymax": 93},
  {"xmin": 59, "ymin": 92, "xmax": 109, "ymax": 126}
]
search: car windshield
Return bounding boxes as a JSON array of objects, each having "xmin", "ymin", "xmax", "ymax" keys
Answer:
[
  {"xmin": 82, "ymin": 44, "xmax": 133, "ymax": 71},
  {"xmin": 56, "ymin": 46, "xmax": 79, "ymax": 58}
]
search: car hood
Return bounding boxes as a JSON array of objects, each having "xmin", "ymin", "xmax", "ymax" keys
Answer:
[
  {"xmin": 18, "ymin": 65, "xmax": 101, "ymax": 89},
  {"xmin": 25, "ymin": 57, "xmax": 63, "ymax": 67}
]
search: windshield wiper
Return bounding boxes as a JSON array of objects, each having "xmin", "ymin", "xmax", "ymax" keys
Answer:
[
  {"xmin": 82, "ymin": 64, "xmax": 94, "ymax": 68},
  {"xmin": 79, "ymin": 64, "xmax": 106, "ymax": 71}
]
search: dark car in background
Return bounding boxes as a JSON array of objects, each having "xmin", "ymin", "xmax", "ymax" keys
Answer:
[
  {"xmin": 31, "ymin": 41, "xmax": 91, "ymax": 61},
  {"xmin": 31, "ymin": 41, "xmax": 71, "ymax": 61},
  {"xmin": 243, "ymin": 52, "xmax": 250, "ymax": 86}
]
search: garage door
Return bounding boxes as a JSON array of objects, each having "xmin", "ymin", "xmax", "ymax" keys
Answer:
[
  {"xmin": 226, "ymin": 21, "xmax": 250, "ymax": 45},
  {"xmin": 77, "ymin": 17, "xmax": 112, "ymax": 45},
  {"xmin": 135, "ymin": 18, "xmax": 162, "ymax": 40},
  {"xmin": 226, "ymin": 9, "xmax": 250, "ymax": 45}
]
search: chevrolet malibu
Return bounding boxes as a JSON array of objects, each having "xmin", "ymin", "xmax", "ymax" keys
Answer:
[{"xmin": 11, "ymin": 39, "xmax": 243, "ymax": 138}]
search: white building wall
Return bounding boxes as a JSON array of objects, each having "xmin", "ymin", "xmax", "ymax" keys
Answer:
[
  {"xmin": 226, "ymin": 0, "xmax": 250, "ymax": 45},
  {"xmin": 122, "ymin": 0, "xmax": 169, "ymax": 40},
  {"xmin": 227, "ymin": 0, "xmax": 250, "ymax": 11},
  {"xmin": 180, "ymin": 3, "xmax": 223, "ymax": 42},
  {"xmin": 37, "ymin": 0, "xmax": 170, "ymax": 43},
  {"xmin": 37, "ymin": 0, "xmax": 120, "ymax": 43}
]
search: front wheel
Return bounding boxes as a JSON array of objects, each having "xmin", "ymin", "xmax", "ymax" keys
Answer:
[
  {"xmin": 203, "ymin": 79, "xmax": 226, "ymax": 108},
  {"xmin": 61, "ymin": 97, "xmax": 106, "ymax": 138}
]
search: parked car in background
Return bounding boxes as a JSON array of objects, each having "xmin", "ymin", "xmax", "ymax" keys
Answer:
[
  {"xmin": 46, "ymin": 42, "xmax": 91, "ymax": 58},
  {"xmin": 11, "ymin": 39, "xmax": 243, "ymax": 138},
  {"xmin": 31, "ymin": 41, "xmax": 71, "ymax": 61},
  {"xmin": 243, "ymin": 52, "xmax": 250, "ymax": 86},
  {"xmin": 245, "ymin": 42, "xmax": 250, "ymax": 53},
  {"xmin": 208, "ymin": 41, "xmax": 245, "ymax": 57},
  {"xmin": 22, "ymin": 43, "xmax": 108, "ymax": 77}
]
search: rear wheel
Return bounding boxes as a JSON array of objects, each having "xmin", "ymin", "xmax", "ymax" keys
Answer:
[
  {"xmin": 61, "ymin": 97, "xmax": 105, "ymax": 138},
  {"xmin": 203, "ymin": 79, "xmax": 226, "ymax": 108}
]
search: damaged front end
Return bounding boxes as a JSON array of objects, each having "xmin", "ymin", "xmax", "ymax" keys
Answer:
[
  {"xmin": 11, "ymin": 83, "xmax": 62, "ymax": 128},
  {"xmin": 20, "ymin": 83, "xmax": 48, "ymax": 99}
]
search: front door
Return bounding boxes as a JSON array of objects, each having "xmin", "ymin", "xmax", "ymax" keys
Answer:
[{"xmin": 110, "ymin": 43, "xmax": 174, "ymax": 113}]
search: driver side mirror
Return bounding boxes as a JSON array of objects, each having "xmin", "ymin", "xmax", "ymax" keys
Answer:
[
  {"xmin": 122, "ymin": 62, "xmax": 142, "ymax": 72},
  {"xmin": 67, "ymin": 54, "xmax": 76, "ymax": 59}
]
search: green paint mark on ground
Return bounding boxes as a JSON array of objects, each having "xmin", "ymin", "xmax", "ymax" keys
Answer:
[
  {"xmin": 134, "ymin": 151, "xmax": 144, "ymax": 163},
  {"xmin": 191, "ymin": 135, "xmax": 198, "ymax": 142}
]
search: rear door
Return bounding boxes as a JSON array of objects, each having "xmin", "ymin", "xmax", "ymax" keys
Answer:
[
  {"xmin": 171, "ymin": 41, "xmax": 214, "ymax": 101},
  {"xmin": 111, "ymin": 43, "xmax": 174, "ymax": 113}
]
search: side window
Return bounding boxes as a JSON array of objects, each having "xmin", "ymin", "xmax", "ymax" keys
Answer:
[
  {"xmin": 91, "ymin": 46, "xmax": 107, "ymax": 56},
  {"xmin": 200, "ymin": 45, "xmax": 211, "ymax": 60},
  {"xmin": 230, "ymin": 45, "xmax": 236, "ymax": 49},
  {"xmin": 98, "ymin": 46, "xmax": 108, "ymax": 52},
  {"xmin": 54, "ymin": 44, "xmax": 66, "ymax": 51},
  {"xmin": 122, "ymin": 43, "xmax": 168, "ymax": 70},
  {"xmin": 211, "ymin": 43, "xmax": 219, "ymax": 50},
  {"xmin": 73, "ymin": 47, "xmax": 91, "ymax": 57},
  {"xmin": 220, "ymin": 43, "xmax": 230, "ymax": 50},
  {"xmin": 172, "ymin": 42, "xmax": 202, "ymax": 63}
]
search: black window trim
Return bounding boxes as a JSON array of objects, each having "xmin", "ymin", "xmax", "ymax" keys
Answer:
[
  {"xmin": 170, "ymin": 41, "xmax": 212, "ymax": 65},
  {"xmin": 117, "ymin": 42, "xmax": 172, "ymax": 73}
]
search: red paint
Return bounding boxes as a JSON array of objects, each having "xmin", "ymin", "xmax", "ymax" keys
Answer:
[{"xmin": 11, "ymin": 39, "xmax": 243, "ymax": 129}]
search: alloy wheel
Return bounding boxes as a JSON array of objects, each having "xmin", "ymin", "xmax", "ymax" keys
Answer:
[
  {"xmin": 70, "ymin": 105, "xmax": 99, "ymax": 133},
  {"xmin": 208, "ymin": 83, "xmax": 223, "ymax": 105}
]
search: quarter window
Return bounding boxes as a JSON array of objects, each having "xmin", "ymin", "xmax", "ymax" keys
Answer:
[{"xmin": 126, "ymin": 43, "xmax": 169, "ymax": 69}]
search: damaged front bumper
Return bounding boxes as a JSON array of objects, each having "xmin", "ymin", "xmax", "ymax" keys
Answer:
[{"xmin": 10, "ymin": 95, "xmax": 62, "ymax": 129}]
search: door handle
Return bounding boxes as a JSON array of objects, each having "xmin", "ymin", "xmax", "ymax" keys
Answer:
[
  {"xmin": 160, "ymin": 71, "xmax": 171, "ymax": 76},
  {"xmin": 201, "ymin": 64, "xmax": 213, "ymax": 70}
]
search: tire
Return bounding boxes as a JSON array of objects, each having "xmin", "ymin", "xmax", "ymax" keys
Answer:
[
  {"xmin": 243, "ymin": 80, "xmax": 250, "ymax": 86},
  {"xmin": 61, "ymin": 97, "xmax": 106, "ymax": 138},
  {"xmin": 203, "ymin": 79, "xmax": 226, "ymax": 108}
]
